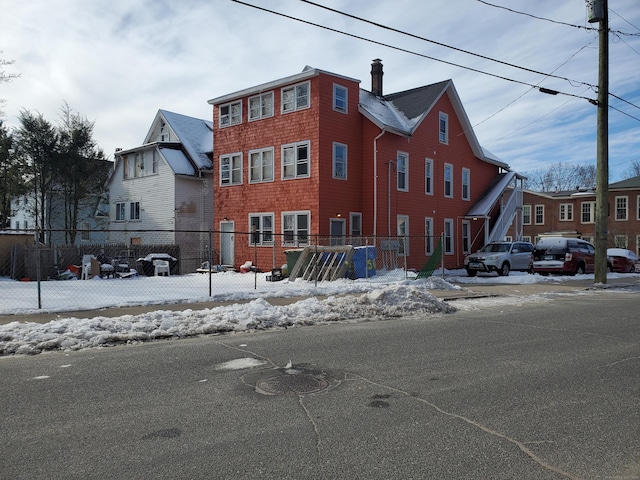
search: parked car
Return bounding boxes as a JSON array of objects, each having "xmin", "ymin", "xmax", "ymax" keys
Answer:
[
  {"xmin": 532, "ymin": 237, "xmax": 595, "ymax": 275},
  {"xmin": 607, "ymin": 248, "xmax": 638, "ymax": 273},
  {"xmin": 464, "ymin": 241, "xmax": 534, "ymax": 277}
]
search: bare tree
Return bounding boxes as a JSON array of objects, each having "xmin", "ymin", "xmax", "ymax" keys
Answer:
[
  {"xmin": 621, "ymin": 159, "xmax": 640, "ymax": 179},
  {"xmin": 0, "ymin": 52, "xmax": 21, "ymax": 117},
  {"xmin": 523, "ymin": 162, "xmax": 597, "ymax": 192}
]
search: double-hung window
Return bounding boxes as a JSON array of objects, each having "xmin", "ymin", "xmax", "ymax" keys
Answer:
[
  {"xmin": 282, "ymin": 211, "xmax": 310, "ymax": 246},
  {"xmin": 129, "ymin": 201, "xmax": 140, "ymax": 221},
  {"xmin": 333, "ymin": 143, "xmax": 347, "ymax": 180},
  {"xmin": 249, "ymin": 148, "xmax": 274, "ymax": 183},
  {"xmin": 219, "ymin": 101, "xmax": 241, "ymax": 127},
  {"xmin": 444, "ymin": 163, "xmax": 453, "ymax": 198},
  {"xmin": 282, "ymin": 82, "xmax": 309, "ymax": 113},
  {"xmin": 333, "ymin": 84, "xmax": 348, "ymax": 113},
  {"xmin": 615, "ymin": 196, "xmax": 628, "ymax": 221},
  {"xmin": 397, "ymin": 152, "xmax": 408, "ymax": 191},
  {"xmin": 397, "ymin": 215, "xmax": 409, "ymax": 256},
  {"xmin": 115, "ymin": 202, "xmax": 126, "ymax": 221},
  {"xmin": 425, "ymin": 158, "xmax": 434, "ymax": 195},
  {"xmin": 461, "ymin": 168, "xmax": 470, "ymax": 200},
  {"xmin": 535, "ymin": 205, "xmax": 544, "ymax": 225},
  {"xmin": 282, "ymin": 141, "xmax": 310, "ymax": 179},
  {"xmin": 444, "ymin": 218, "xmax": 454, "ymax": 254},
  {"xmin": 522, "ymin": 205, "xmax": 531, "ymax": 225},
  {"xmin": 439, "ymin": 112, "xmax": 448, "ymax": 144},
  {"xmin": 249, "ymin": 92, "xmax": 274, "ymax": 121},
  {"xmin": 425, "ymin": 217, "xmax": 434, "ymax": 254},
  {"xmin": 249, "ymin": 213, "xmax": 274, "ymax": 245},
  {"xmin": 559, "ymin": 203, "xmax": 573, "ymax": 221},
  {"xmin": 220, "ymin": 153, "xmax": 242, "ymax": 186},
  {"xmin": 581, "ymin": 201, "xmax": 595, "ymax": 223}
]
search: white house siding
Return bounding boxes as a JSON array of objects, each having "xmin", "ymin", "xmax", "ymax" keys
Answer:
[{"xmin": 109, "ymin": 148, "xmax": 176, "ymax": 245}]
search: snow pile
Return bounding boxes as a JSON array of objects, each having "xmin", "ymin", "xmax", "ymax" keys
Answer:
[{"xmin": 0, "ymin": 283, "xmax": 454, "ymax": 355}]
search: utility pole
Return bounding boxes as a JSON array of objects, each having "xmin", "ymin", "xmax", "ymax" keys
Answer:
[{"xmin": 588, "ymin": 0, "xmax": 609, "ymax": 284}]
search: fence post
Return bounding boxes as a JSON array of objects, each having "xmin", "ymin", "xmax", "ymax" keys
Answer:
[
  {"xmin": 208, "ymin": 230, "xmax": 213, "ymax": 297},
  {"xmin": 314, "ymin": 235, "xmax": 318, "ymax": 288},
  {"xmin": 35, "ymin": 229, "xmax": 42, "ymax": 309},
  {"xmin": 441, "ymin": 233, "xmax": 445, "ymax": 280},
  {"xmin": 254, "ymin": 235, "xmax": 258, "ymax": 290}
]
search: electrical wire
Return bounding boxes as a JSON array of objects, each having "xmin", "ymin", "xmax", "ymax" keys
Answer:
[{"xmin": 231, "ymin": 0, "xmax": 596, "ymax": 103}]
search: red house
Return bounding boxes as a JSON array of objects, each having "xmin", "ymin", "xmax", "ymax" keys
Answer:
[{"xmin": 208, "ymin": 60, "xmax": 524, "ymax": 272}]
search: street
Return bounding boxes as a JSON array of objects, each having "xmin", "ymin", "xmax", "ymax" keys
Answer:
[{"xmin": 1, "ymin": 287, "xmax": 639, "ymax": 479}]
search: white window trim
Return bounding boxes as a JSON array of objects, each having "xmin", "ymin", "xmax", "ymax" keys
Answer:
[
  {"xmin": 248, "ymin": 91, "xmax": 274, "ymax": 121},
  {"xmin": 219, "ymin": 100, "xmax": 242, "ymax": 127},
  {"xmin": 425, "ymin": 158, "xmax": 434, "ymax": 196},
  {"xmin": 249, "ymin": 147, "xmax": 274, "ymax": 184},
  {"xmin": 249, "ymin": 213, "xmax": 274, "ymax": 246},
  {"xmin": 534, "ymin": 204, "xmax": 544, "ymax": 225},
  {"xmin": 462, "ymin": 167, "xmax": 470, "ymax": 201},
  {"xmin": 615, "ymin": 195, "xmax": 628, "ymax": 221},
  {"xmin": 522, "ymin": 205, "xmax": 531, "ymax": 225},
  {"xmin": 462, "ymin": 219, "xmax": 471, "ymax": 253},
  {"xmin": 581, "ymin": 201, "xmax": 596, "ymax": 224},
  {"xmin": 397, "ymin": 214, "xmax": 409, "ymax": 256},
  {"xmin": 439, "ymin": 112, "xmax": 449, "ymax": 144},
  {"xmin": 425, "ymin": 217, "xmax": 434, "ymax": 255},
  {"xmin": 444, "ymin": 218, "xmax": 454, "ymax": 255},
  {"xmin": 281, "ymin": 141, "xmax": 310, "ymax": 180},
  {"xmin": 332, "ymin": 142, "xmax": 348, "ymax": 180},
  {"xmin": 282, "ymin": 210, "xmax": 311, "ymax": 246},
  {"xmin": 444, "ymin": 163, "xmax": 453, "ymax": 198},
  {"xmin": 115, "ymin": 202, "xmax": 126, "ymax": 222},
  {"xmin": 397, "ymin": 152, "xmax": 409, "ymax": 192},
  {"xmin": 637, "ymin": 195, "xmax": 640, "ymax": 221},
  {"xmin": 333, "ymin": 83, "xmax": 348, "ymax": 114},
  {"xmin": 559, "ymin": 203, "xmax": 573, "ymax": 221},
  {"xmin": 281, "ymin": 81, "xmax": 310, "ymax": 113},
  {"xmin": 219, "ymin": 152, "xmax": 243, "ymax": 186}
]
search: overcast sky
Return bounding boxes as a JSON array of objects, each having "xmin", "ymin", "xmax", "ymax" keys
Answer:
[{"xmin": 2, "ymin": 0, "xmax": 639, "ymax": 181}]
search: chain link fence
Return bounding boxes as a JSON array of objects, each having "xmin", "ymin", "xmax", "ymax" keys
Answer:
[{"xmin": 0, "ymin": 229, "xmax": 444, "ymax": 313}]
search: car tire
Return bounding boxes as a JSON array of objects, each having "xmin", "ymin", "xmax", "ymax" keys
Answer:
[
  {"xmin": 576, "ymin": 263, "xmax": 586, "ymax": 275},
  {"xmin": 607, "ymin": 264, "xmax": 613, "ymax": 273},
  {"xmin": 498, "ymin": 262, "xmax": 510, "ymax": 276},
  {"xmin": 466, "ymin": 269, "xmax": 477, "ymax": 277}
]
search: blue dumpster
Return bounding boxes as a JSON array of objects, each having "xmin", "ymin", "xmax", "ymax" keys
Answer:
[{"xmin": 350, "ymin": 246, "xmax": 376, "ymax": 278}]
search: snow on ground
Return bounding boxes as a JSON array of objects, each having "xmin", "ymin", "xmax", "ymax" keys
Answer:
[{"xmin": 1, "ymin": 269, "xmax": 638, "ymax": 356}]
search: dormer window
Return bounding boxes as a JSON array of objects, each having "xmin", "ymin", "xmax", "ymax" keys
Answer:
[{"xmin": 220, "ymin": 101, "xmax": 242, "ymax": 127}]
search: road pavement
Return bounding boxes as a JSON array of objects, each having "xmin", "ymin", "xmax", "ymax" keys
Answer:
[{"xmin": 1, "ymin": 281, "xmax": 638, "ymax": 479}]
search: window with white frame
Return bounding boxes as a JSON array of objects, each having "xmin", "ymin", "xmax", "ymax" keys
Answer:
[
  {"xmin": 80, "ymin": 221, "xmax": 90, "ymax": 241},
  {"xmin": 396, "ymin": 152, "xmax": 408, "ymax": 191},
  {"xmin": 282, "ymin": 141, "xmax": 310, "ymax": 179},
  {"xmin": 219, "ymin": 101, "xmax": 241, "ymax": 127},
  {"xmin": 522, "ymin": 205, "xmax": 531, "ymax": 225},
  {"xmin": 614, "ymin": 235, "xmax": 628, "ymax": 248},
  {"xmin": 425, "ymin": 217, "xmax": 434, "ymax": 255},
  {"xmin": 462, "ymin": 220, "xmax": 470, "ymax": 253},
  {"xmin": 535, "ymin": 205, "xmax": 544, "ymax": 225},
  {"xmin": 282, "ymin": 82, "xmax": 309, "ymax": 113},
  {"xmin": 581, "ymin": 201, "xmax": 596, "ymax": 223},
  {"xmin": 129, "ymin": 201, "xmax": 140, "ymax": 221},
  {"xmin": 425, "ymin": 158, "xmax": 434, "ymax": 195},
  {"xmin": 249, "ymin": 92, "xmax": 274, "ymax": 121},
  {"xmin": 439, "ymin": 112, "xmax": 448, "ymax": 144},
  {"xmin": 615, "ymin": 196, "xmax": 628, "ymax": 221},
  {"xmin": 397, "ymin": 215, "xmax": 409, "ymax": 256},
  {"xmin": 444, "ymin": 163, "xmax": 453, "ymax": 198},
  {"xmin": 333, "ymin": 143, "xmax": 347, "ymax": 180},
  {"xmin": 559, "ymin": 203, "xmax": 573, "ymax": 221},
  {"xmin": 282, "ymin": 211, "xmax": 310, "ymax": 245},
  {"xmin": 462, "ymin": 168, "xmax": 470, "ymax": 200},
  {"xmin": 333, "ymin": 84, "xmax": 347, "ymax": 113},
  {"xmin": 116, "ymin": 202, "xmax": 126, "ymax": 221},
  {"xmin": 152, "ymin": 150, "xmax": 158, "ymax": 173},
  {"xmin": 220, "ymin": 153, "xmax": 242, "ymax": 186},
  {"xmin": 249, "ymin": 213, "xmax": 274, "ymax": 245},
  {"xmin": 637, "ymin": 195, "xmax": 640, "ymax": 220},
  {"xmin": 444, "ymin": 218, "xmax": 454, "ymax": 254},
  {"xmin": 249, "ymin": 148, "xmax": 274, "ymax": 183}
]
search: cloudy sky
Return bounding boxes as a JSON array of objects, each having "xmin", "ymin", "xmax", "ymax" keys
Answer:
[{"xmin": 2, "ymin": 0, "xmax": 639, "ymax": 181}]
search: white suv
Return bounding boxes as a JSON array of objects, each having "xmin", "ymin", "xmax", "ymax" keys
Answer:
[{"xmin": 464, "ymin": 241, "xmax": 534, "ymax": 277}]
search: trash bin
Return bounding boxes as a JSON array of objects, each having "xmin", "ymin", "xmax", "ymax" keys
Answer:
[
  {"xmin": 349, "ymin": 246, "xmax": 376, "ymax": 278},
  {"xmin": 284, "ymin": 249, "xmax": 308, "ymax": 278}
]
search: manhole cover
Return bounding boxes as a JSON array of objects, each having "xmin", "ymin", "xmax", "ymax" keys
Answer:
[{"xmin": 255, "ymin": 374, "xmax": 330, "ymax": 396}]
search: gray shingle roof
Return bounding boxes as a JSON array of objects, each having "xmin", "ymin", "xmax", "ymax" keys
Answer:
[{"xmin": 159, "ymin": 110, "xmax": 213, "ymax": 171}]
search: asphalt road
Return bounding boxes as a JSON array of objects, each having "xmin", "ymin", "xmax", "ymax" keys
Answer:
[{"xmin": 1, "ymin": 286, "xmax": 639, "ymax": 479}]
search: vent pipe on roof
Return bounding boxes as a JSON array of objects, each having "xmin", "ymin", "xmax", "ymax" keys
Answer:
[{"xmin": 371, "ymin": 59, "xmax": 383, "ymax": 97}]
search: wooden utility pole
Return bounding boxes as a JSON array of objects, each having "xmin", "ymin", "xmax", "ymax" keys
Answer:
[{"xmin": 590, "ymin": 0, "xmax": 609, "ymax": 284}]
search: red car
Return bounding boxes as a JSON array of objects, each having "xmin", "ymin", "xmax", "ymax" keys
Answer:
[{"xmin": 607, "ymin": 248, "xmax": 638, "ymax": 273}]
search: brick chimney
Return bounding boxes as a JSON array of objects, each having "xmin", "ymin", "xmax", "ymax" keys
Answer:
[{"xmin": 371, "ymin": 59, "xmax": 383, "ymax": 97}]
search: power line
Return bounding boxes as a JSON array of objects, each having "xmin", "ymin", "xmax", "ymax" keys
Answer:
[
  {"xmin": 300, "ymin": 0, "xmax": 597, "ymax": 90},
  {"xmin": 231, "ymin": 0, "xmax": 596, "ymax": 103},
  {"xmin": 477, "ymin": 0, "xmax": 640, "ymax": 36}
]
